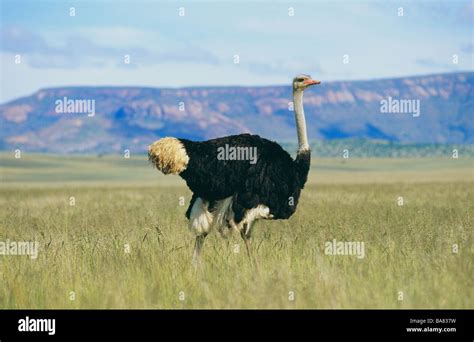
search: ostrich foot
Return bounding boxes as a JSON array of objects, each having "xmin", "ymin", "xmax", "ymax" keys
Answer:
[{"xmin": 192, "ymin": 234, "xmax": 206, "ymax": 269}]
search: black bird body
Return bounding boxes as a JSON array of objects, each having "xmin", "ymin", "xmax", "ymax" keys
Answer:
[{"xmin": 178, "ymin": 134, "xmax": 310, "ymax": 223}]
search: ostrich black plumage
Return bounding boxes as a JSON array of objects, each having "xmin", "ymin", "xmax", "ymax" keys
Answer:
[{"xmin": 148, "ymin": 74, "xmax": 320, "ymax": 265}]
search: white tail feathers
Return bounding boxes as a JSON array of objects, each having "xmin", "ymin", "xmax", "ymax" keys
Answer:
[{"xmin": 148, "ymin": 137, "xmax": 189, "ymax": 175}]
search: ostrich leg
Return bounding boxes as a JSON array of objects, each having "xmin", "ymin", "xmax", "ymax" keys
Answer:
[
  {"xmin": 240, "ymin": 222, "xmax": 260, "ymax": 272},
  {"xmin": 189, "ymin": 197, "xmax": 212, "ymax": 268},
  {"xmin": 192, "ymin": 234, "xmax": 207, "ymax": 268}
]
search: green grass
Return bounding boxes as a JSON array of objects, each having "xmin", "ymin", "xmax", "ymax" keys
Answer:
[{"xmin": 0, "ymin": 153, "xmax": 472, "ymax": 308}]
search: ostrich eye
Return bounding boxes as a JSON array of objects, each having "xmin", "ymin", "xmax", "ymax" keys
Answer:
[{"xmin": 297, "ymin": 78, "xmax": 305, "ymax": 82}]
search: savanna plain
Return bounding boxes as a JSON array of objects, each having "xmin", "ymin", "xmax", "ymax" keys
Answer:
[{"xmin": 0, "ymin": 153, "xmax": 472, "ymax": 308}]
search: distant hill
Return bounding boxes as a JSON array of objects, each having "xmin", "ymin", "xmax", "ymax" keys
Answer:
[{"xmin": 0, "ymin": 72, "xmax": 472, "ymax": 154}]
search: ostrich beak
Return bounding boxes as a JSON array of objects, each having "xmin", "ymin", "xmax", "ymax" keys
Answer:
[{"xmin": 304, "ymin": 79, "xmax": 321, "ymax": 86}]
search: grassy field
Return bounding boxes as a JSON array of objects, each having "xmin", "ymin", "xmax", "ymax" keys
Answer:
[{"xmin": 0, "ymin": 153, "xmax": 472, "ymax": 308}]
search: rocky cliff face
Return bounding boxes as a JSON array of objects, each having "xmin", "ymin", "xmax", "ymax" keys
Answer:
[{"xmin": 1, "ymin": 72, "xmax": 472, "ymax": 153}]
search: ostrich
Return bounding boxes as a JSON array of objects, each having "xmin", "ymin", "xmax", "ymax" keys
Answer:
[{"xmin": 148, "ymin": 74, "xmax": 320, "ymax": 265}]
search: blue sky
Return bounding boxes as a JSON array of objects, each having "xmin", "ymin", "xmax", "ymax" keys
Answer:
[{"xmin": 1, "ymin": 0, "xmax": 473, "ymax": 103}]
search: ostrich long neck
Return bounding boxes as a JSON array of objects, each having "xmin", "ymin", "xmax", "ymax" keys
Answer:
[{"xmin": 293, "ymin": 89, "xmax": 309, "ymax": 152}]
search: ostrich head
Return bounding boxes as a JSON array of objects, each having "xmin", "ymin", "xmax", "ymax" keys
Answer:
[{"xmin": 293, "ymin": 74, "xmax": 321, "ymax": 91}]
